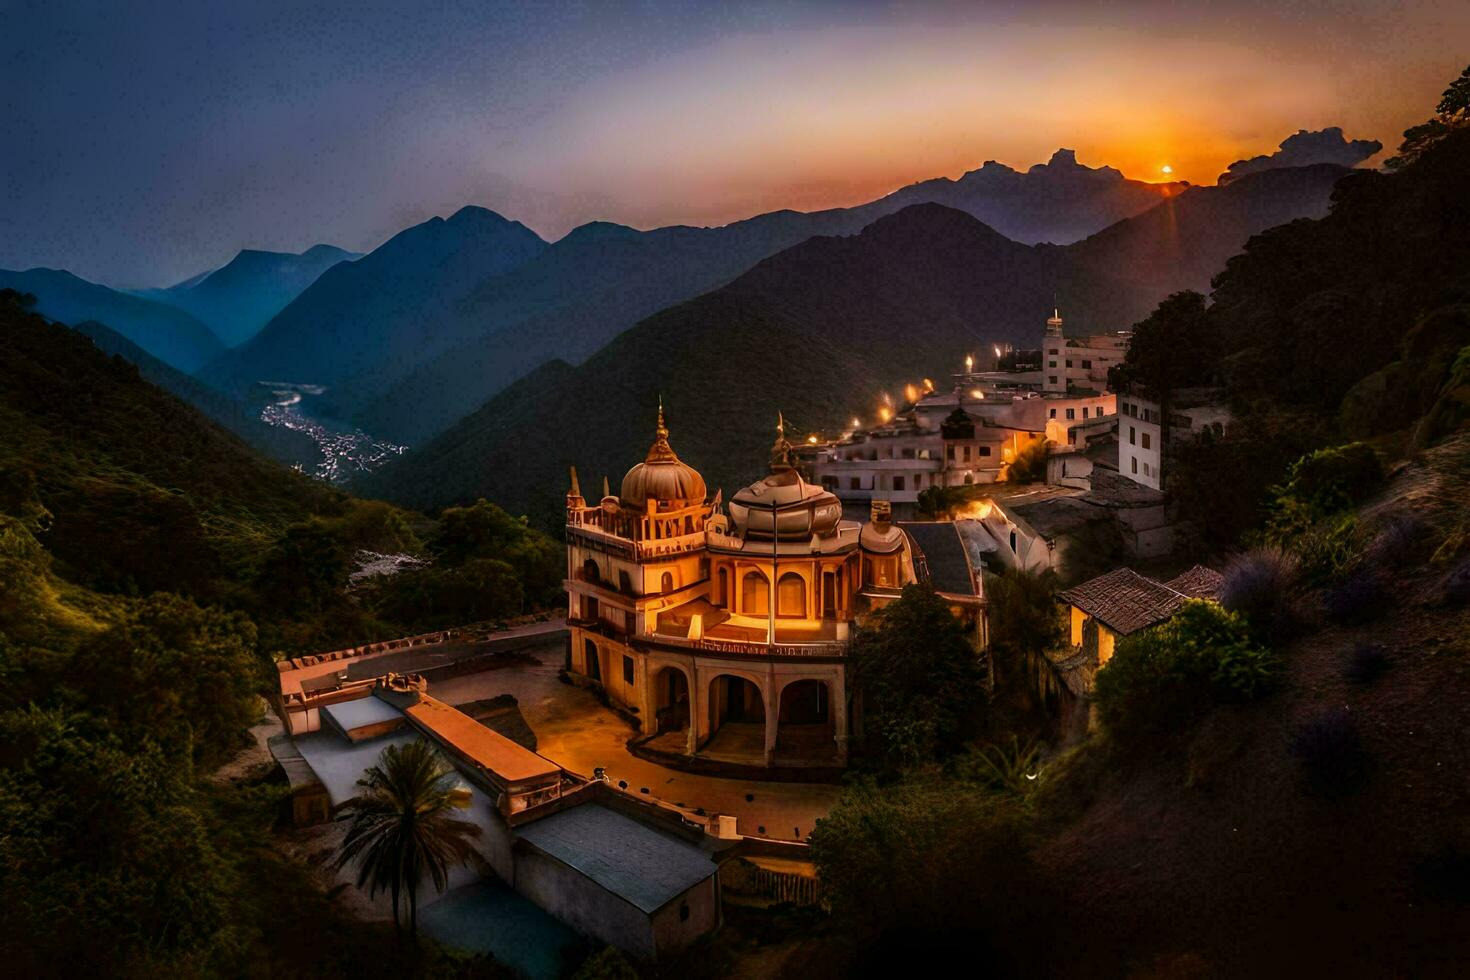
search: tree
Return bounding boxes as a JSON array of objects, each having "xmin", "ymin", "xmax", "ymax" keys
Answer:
[
  {"xmin": 848, "ymin": 585, "xmax": 988, "ymax": 765},
  {"xmin": 334, "ymin": 739, "xmax": 482, "ymax": 936},
  {"xmin": 254, "ymin": 519, "xmax": 352, "ymax": 616},
  {"xmin": 1386, "ymin": 62, "xmax": 1470, "ymax": 169},
  {"xmin": 1002, "ymin": 437, "xmax": 1051, "ymax": 484}
]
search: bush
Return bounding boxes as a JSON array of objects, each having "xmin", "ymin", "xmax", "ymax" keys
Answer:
[
  {"xmin": 1094, "ymin": 601, "xmax": 1279, "ymax": 745},
  {"xmin": 1262, "ymin": 443, "xmax": 1384, "ymax": 539},
  {"xmin": 1289, "ymin": 707, "xmax": 1367, "ymax": 797},
  {"xmin": 1003, "ymin": 438, "xmax": 1051, "ymax": 484},
  {"xmin": 1439, "ymin": 558, "xmax": 1470, "ymax": 606},
  {"xmin": 1322, "ymin": 568, "xmax": 1387, "ymax": 625},
  {"xmin": 1292, "ymin": 513, "xmax": 1366, "ymax": 585},
  {"xmin": 1365, "ymin": 515, "xmax": 1428, "ymax": 568},
  {"xmin": 1219, "ymin": 546, "xmax": 1304, "ymax": 645},
  {"xmin": 1344, "ymin": 642, "xmax": 1390, "ymax": 684}
]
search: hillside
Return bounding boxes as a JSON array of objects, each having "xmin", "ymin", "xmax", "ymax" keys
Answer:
[
  {"xmin": 0, "ymin": 290, "xmax": 337, "ymax": 596},
  {"xmin": 202, "ymin": 207, "xmax": 547, "ymax": 390},
  {"xmin": 136, "ymin": 243, "xmax": 360, "ymax": 347},
  {"xmin": 0, "ymin": 267, "xmax": 224, "ymax": 371},
  {"xmin": 70, "ymin": 319, "xmax": 320, "ymax": 469}
]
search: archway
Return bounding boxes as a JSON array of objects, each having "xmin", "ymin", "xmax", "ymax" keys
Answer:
[
  {"xmin": 652, "ymin": 666, "xmax": 691, "ymax": 735},
  {"xmin": 741, "ymin": 570, "xmax": 769, "ymax": 616},
  {"xmin": 705, "ymin": 674, "xmax": 766, "ymax": 758},
  {"xmin": 582, "ymin": 559, "xmax": 601, "ymax": 584},
  {"xmin": 776, "ymin": 679, "xmax": 835, "ymax": 763},
  {"xmin": 583, "ymin": 638, "xmax": 601, "ymax": 682},
  {"xmin": 777, "ymin": 572, "xmax": 806, "ymax": 618}
]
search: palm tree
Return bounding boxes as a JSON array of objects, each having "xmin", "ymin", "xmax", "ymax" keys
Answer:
[{"xmin": 333, "ymin": 738, "xmax": 482, "ymax": 936}]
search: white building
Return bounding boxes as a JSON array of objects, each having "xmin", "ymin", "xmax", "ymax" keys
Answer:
[
  {"xmin": 1117, "ymin": 389, "xmax": 1231, "ymax": 491},
  {"xmin": 1042, "ymin": 309, "xmax": 1130, "ymax": 395}
]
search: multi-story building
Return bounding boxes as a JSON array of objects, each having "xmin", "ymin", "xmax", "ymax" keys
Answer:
[
  {"xmin": 1041, "ymin": 309, "xmax": 1131, "ymax": 394},
  {"xmin": 564, "ymin": 408, "xmax": 984, "ymax": 771},
  {"xmin": 1117, "ymin": 388, "xmax": 1231, "ymax": 490}
]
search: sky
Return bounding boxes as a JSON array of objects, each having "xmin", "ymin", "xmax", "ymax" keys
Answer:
[{"xmin": 3, "ymin": 0, "xmax": 1466, "ymax": 287}]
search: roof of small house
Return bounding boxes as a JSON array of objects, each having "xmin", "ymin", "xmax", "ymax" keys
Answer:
[
  {"xmin": 516, "ymin": 803, "xmax": 716, "ymax": 914},
  {"xmin": 1057, "ymin": 566, "xmax": 1204, "ymax": 636},
  {"xmin": 405, "ymin": 694, "xmax": 562, "ymax": 785},
  {"xmin": 324, "ymin": 695, "xmax": 404, "ymax": 735},
  {"xmin": 1165, "ymin": 565, "xmax": 1225, "ymax": 600}
]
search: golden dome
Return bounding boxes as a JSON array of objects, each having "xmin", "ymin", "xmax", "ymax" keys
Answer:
[{"xmin": 620, "ymin": 403, "xmax": 707, "ymax": 508}]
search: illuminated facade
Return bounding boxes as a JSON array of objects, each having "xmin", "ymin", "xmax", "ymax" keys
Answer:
[{"xmin": 564, "ymin": 407, "xmax": 984, "ymax": 770}]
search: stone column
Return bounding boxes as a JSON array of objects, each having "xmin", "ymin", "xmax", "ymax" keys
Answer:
[
  {"xmin": 832, "ymin": 669, "xmax": 849, "ymax": 765},
  {"xmin": 763, "ymin": 679, "xmax": 778, "ymax": 767}
]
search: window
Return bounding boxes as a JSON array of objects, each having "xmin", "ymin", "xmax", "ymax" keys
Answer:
[
  {"xmin": 1129, "ymin": 426, "xmax": 1136, "ymax": 445},
  {"xmin": 849, "ymin": 477, "xmax": 860, "ymax": 490},
  {"xmin": 1082, "ymin": 359, "xmax": 1092, "ymax": 369},
  {"xmin": 661, "ymin": 571, "xmax": 674, "ymax": 593},
  {"xmin": 1066, "ymin": 408, "xmax": 1076, "ymax": 420},
  {"xmin": 979, "ymin": 446, "xmax": 991, "ymax": 457},
  {"xmin": 622, "ymin": 656, "xmax": 635, "ymax": 685},
  {"xmin": 1048, "ymin": 376, "xmax": 1059, "ymax": 385},
  {"xmin": 618, "ymin": 570, "xmax": 633, "ymax": 593},
  {"xmin": 1082, "ymin": 407, "xmax": 1089, "ymax": 419},
  {"xmin": 1131, "ymin": 457, "xmax": 1138, "ymax": 474},
  {"xmin": 962, "ymin": 446, "xmax": 971, "ymax": 461},
  {"xmin": 1048, "ymin": 348, "xmax": 1059, "ymax": 355},
  {"xmin": 584, "ymin": 639, "xmax": 601, "ymax": 681},
  {"xmin": 946, "ymin": 446, "xmax": 955, "ymax": 462},
  {"xmin": 1065, "ymin": 359, "xmax": 1073, "ymax": 368},
  {"xmin": 680, "ymin": 903, "xmax": 691, "ymax": 923},
  {"xmin": 1048, "ymin": 360, "xmax": 1057, "ymax": 368},
  {"xmin": 893, "ymin": 476, "xmax": 905, "ymax": 491},
  {"xmin": 1142, "ymin": 432, "xmax": 1151, "ymax": 450},
  {"xmin": 1049, "ymin": 408, "xmax": 1057, "ymax": 419},
  {"xmin": 1009, "ymin": 530, "xmax": 1017, "ymax": 552}
]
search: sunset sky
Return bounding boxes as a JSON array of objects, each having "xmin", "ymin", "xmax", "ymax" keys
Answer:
[{"xmin": 4, "ymin": 0, "xmax": 1467, "ymax": 285}]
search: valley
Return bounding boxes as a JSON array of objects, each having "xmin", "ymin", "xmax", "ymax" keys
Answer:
[{"xmin": 256, "ymin": 382, "xmax": 406, "ymax": 483}]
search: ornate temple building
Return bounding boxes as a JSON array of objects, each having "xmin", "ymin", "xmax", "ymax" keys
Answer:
[{"xmin": 564, "ymin": 407, "xmax": 985, "ymax": 772}]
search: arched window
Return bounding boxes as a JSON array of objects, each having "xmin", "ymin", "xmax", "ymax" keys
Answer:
[
  {"xmin": 583, "ymin": 638, "xmax": 601, "ymax": 681},
  {"xmin": 618, "ymin": 570, "xmax": 633, "ymax": 594},
  {"xmin": 741, "ymin": 571, "xmax": 769, "ymax": 615},
  {"xmin": 717, "ymin": 567, "xmax": 730, "ymax": 607},
  {"xmin": 661, "ymin": 571, "xmax": 674, "ymax": 593},
  {"xmin": 777, "ymin": 572, "xmax": 806, "ymax": 618},
  {"xmin": 582, "ymin": 559, "xmax": 601, "ymax": 584}
]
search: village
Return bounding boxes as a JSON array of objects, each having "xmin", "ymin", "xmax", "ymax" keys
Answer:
[{"xmin": 263, "ymin": 309, "xmax": 1239, "ymax": 972}]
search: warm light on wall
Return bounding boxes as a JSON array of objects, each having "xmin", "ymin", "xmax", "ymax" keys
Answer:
[
  {"xmin": 965, "ymin": 354, "xmax": 974, "ymax": 371},
  {"xmin": 970, "ymin": 388, "xmax": 985, "ymax": 399},
  {"xmin": 878, "ymin": 406, "xmax": 892, "ymax": 423},
  {"xmin": 807, "ymin": 434, "xmax": 819, "ymax": 444},
  {"xmin": 922, "ymin": 378, "xmax": 935, "ymax": 392},
  {"xmin": 904, "ymin": 383, "xmax": 919, "ymax": 403}
]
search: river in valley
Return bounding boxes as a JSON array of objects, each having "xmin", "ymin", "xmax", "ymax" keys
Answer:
[{"xmin": 257, "ymin": 382, "xmax": 407, "ymax": 483}]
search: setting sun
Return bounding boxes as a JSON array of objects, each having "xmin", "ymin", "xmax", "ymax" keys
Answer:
[{"xmin": 1161, "ymin": 164, "xmax": 1174, "ymax": 174}]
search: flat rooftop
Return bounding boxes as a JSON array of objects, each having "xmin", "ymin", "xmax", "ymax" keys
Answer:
[
  {"xmin": 324, "ymin": 695, "xmax": 404, "ymax": 734},
  {"xmin": 406, "ymin": 694, "xmax": 563, "ymax": 785},
  {"xmin": 516, "ymin": 803, "xmax": 716, "ymax": 914}
]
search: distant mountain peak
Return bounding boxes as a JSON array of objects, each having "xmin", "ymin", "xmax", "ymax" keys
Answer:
[
  {"xmin": 1028, "ymin": 148, "xmax": 1124, "ymax": 181},
  {"xmin": 562, "ymin": 221, "xmax": 642, "ymax": 244}
]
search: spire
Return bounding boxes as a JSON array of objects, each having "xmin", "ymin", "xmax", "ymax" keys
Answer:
[
  {"xmin": 602, "ymin": 475, "xmax": 611, "ymax": 498},
  {"xmin": 770, "ymin": 410, "xmax": 795, "ymax": 471},
  {"xmin": 644, "ymin": 397, "xmax": 679, "ymax": 463},
  {"xmin": 568, "ymin": 465, "xmax": 581, "ymax": 498}
]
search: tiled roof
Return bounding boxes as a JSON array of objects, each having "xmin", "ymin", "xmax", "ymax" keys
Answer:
[
  {"xmin": 1057, "ymin": 567, "xmax": 1200, "ymax": 636},
  {"xmin": 516, "ymin": 803, "xmax": 716, "ymax": 913},
  {"xmin": 1165, "ymin": 565, "xmax": 1224, "ymax": 600}
]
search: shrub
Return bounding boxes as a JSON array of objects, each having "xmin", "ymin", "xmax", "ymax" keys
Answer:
[
  {"xmin": 1292, "ymin": 513, "xmax": 1366, "ymax": 585},
  {"xmin": 952, "ymin": 736, "xmax": 1045, "ymax": 797},
  {"xmin": 1264, "ymin": 443, "xmax": 1384, "ymax": 535},
  {"xmin": 1094, "ymin": 601, "xmax": 1280, "ymax": 745},
  {"xmin": 1219, "ymin": 546, "xmax": 1304, "ymax": 645},
  {"xmin": 1344, "ymin": 642, "xmax": 1390, "ymax": 684},
  {"xmin": 1290, "ymin": 707, "xmax": 1367, "ymax": 797},
  {"xmin": 1364, "ymin": 515, "xmax": 1428, "ymax": 568},
  {"xmin": 1003, "ymin": 438, "xmax": 1051, "ymax": 484},
  {"xmin": 1439, "ymin": 558, "xmax": 1470, "ymax": 606},
  {"xmin": 1322, "ymin": 568, "xmax": 1387, "ymax": 625}
]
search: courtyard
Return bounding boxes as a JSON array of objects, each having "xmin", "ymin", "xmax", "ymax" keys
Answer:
[{"xmin": 428, "ymin": 641, "xmax": 844, "ymax": 841}]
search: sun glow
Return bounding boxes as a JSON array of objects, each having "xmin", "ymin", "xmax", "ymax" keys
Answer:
[{"xmin": 1161, "ymin": 164, "xmax": 1173, "ymax": 174}]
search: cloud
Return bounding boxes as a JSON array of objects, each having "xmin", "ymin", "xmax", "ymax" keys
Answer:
[{"xmin": 1218, "ymin": 127, "xmax": 1382, "ymax": 184}]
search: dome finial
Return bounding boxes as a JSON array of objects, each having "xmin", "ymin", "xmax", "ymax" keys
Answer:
[
  {"xmin": 770, "ymin": 410, "xmax": 795, "ymax": 471},
  {"xmin": 645, "ymin": 397, "xmax": 679, "ymax": 463}
]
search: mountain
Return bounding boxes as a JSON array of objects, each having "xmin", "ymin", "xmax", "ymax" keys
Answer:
[
  {"xmin": 69, "ymin": 319, "xmax": 320, "ymax": 469},
  {"xmin": 201, "ymin": 207, "xmax": 547, "ymax": 391},
  {"xmin": 0, "ymin": 267, "xmax": 224, "ymax": 372},
  {"xmin": 344, "ymin": 153, "xmax": 1284, "ymax": 447},
  {"xmin": 350, "ymin": 207, "xmax": 891, "ymax": 443},
  {"xmin": 357, "ymin": 204, "xmax": 1064, "ymax": 520},
  {"xmin": 873, "ymin": 148, "xmax": 1187, "ymax": 246},
  {"xmin": 357, "ymin": 164, "xmax": 1352, "ymax": 520},
  {"xmin": 1061, "ymin": 163, "xmax": 1351, "ymax": 325},
  {"xmin": 137, "ymin": 243, "xmax": 360, "ymax": 347}
]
